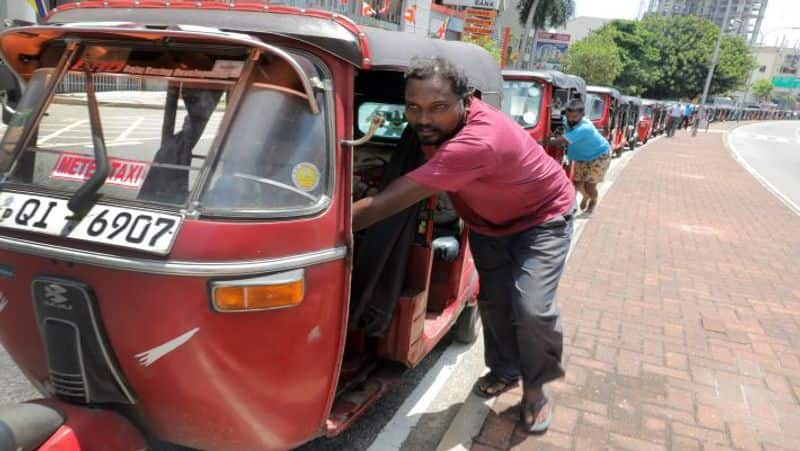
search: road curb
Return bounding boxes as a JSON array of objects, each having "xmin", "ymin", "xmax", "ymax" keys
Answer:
[
  {"xmin": 724, "ymin": 121, "xmax": 800, "ymax": 217},
  {"xmin": 432, "ymin": 134, "xmax": 663, "ymax": 451}
]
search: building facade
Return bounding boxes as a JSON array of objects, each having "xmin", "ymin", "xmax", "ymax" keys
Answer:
[{"xmin": 646, "ymin": 0, "xmax": 768, "ymax": 44}]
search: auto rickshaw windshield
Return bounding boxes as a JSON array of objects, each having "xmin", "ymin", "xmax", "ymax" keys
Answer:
[
  {"xmin": 0, "ymin": 42, "xmax": 330, "ymax": 217},
  {"xmin": 502, "ymin": 80, "xmax": 543, "ymax": 128},
  {"xmin": 585, "ymin": 93, "xmax": 605, "ymax": 121}
]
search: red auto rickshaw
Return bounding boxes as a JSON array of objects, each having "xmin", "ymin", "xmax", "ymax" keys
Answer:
[
  {"xmin": 649, "ymin": 101, "xmax": 668, "ymax": 136},
  {"xmin": 501, "ymin": 70, "xmax": 586, "ymax": 168},
  {"xmin": 0, "ymin": 2, "xmax": 495, "ymax": 449},
  {"xmin": 585, "ymin": 85, "xmax": 621, "ymax": 142},
  {"xmin": 608, "ymin": 95, "xmax": 640, "ymax": 155},
  {"xmin": 637, "ymin": 100, "xmax": 656, "ymax": 144}
]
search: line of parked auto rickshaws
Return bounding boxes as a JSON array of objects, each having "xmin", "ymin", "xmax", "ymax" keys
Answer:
[{"xmin": 500, "ymin": 70, "xmax": 798, "ymax": 168}]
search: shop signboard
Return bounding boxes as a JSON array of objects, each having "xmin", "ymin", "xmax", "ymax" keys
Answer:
[{"xmin": 532, "ymin": 32, "xmax": 570, "ymax": 67}]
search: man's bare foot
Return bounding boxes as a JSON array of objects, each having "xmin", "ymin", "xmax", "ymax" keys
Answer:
[{"xmin": 521, "ymin": 385, "xmax": 552, "ymax": 433}]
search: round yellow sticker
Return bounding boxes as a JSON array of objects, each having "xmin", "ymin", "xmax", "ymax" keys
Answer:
[{"xmin": 291, "ymin": 162, "xmax": 320, "ymax": 192}]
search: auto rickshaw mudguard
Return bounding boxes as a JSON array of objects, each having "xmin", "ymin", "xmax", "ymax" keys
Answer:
[{"xmin": 0, "ymin": 400, "xmax": 146, "ymax": 451}]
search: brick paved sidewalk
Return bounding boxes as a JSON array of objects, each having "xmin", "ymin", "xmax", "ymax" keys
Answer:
[{"xmin": 471, "ymin": 128, "xmax": 800, "ymax": 451}]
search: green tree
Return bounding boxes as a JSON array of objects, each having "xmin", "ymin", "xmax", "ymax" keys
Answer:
[
  {"xmin": 599, "ymin": 15, "xmax": 756, "ymax": 99},
  {"xmin": 515, "ymin": 0, "xmax": 574, "ymax": 68},
  {"xmin": 751, "ymin": 79, "xmax": 774, "ymax": 102},
  {"xmin": 602, "ymin": 20, "xmax": 659, "ymax": 95},
  {"xmin": 463, "ymin": 35, "xmax": 502, "ymax": 64},
  {"xmin": 564, "ymin": 30, "xmax": 623, "ymax": 85}
]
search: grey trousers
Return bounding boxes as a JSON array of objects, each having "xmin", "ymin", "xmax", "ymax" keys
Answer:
[{"xmin": 469, "ymin": 210, "xmax": 573, "ymax": 388}]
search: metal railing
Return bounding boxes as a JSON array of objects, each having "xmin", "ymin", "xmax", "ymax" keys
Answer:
[{"xmin": 57, "ymin": 73, "xmax": 144, "ymax": 93}]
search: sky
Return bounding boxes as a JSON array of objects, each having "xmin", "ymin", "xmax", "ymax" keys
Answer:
[{"xmin": 573, "ymin": 0, "xmax": 800, "ymax": 47}]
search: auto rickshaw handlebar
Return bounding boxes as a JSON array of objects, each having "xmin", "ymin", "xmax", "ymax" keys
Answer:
[{"xmin": 342, "ymin": 114, "xmax": 385, "ymax": 147}]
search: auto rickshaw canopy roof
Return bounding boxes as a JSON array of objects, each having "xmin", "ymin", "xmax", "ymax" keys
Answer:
[
  {"xmin": 503, "ymin": 69, "xmax": 586, "ymax": 94},
  {"xmin": 621, "ymin": 95, "xmax": 643, "ymax": 106},
  {"xmin": 587, "ymin": 85, "xmax": 621, "ymax": 100},
  {"xmin": 40, "ymin": 1, "xmax": 503, "ymax": 104}
]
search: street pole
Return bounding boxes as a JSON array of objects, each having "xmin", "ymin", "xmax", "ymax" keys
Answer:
[
  {"xmin": 515, "ymin": 0, "xmax": 540, "ymax": 69},
  {"xmin": 692, "ymin": 0, "xmax": 733, "ymax": 137},
  {"xmin": 737, "ymin": 71, "xmax": 754, "ymax": 122}
]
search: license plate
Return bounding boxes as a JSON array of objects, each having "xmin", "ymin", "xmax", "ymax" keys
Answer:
[{"xmin": 0, "ymin": 192, "xmax": 182, "ymax": 254}]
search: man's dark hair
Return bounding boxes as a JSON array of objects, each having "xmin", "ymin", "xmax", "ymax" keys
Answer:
[
  {"xmin": 566, "ymin": 99, "xmax": 585, "ymax": 113},
  {"xmin": 405, "ymin": 57, "xmax": 471, "ymax": 101}
]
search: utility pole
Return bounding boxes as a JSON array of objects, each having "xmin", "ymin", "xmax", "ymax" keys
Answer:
[
  {"xmin": 516, "ymin": 0, "xmax": 540, "ymax": 69},
  {"xmin": 693, "ymin": 0, "xmax": 734, "ymax": 137}
]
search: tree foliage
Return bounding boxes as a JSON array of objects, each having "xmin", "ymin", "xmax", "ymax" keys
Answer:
[
  {"xmin": 603, "ymin": 20, "xmax": 660, "ymax": 95},
  {"xmin": 585, "ymin": 15, "xmax": 756, "ymax": 99},
  {"xmin": 516, "ymin": 0, "xmax": 574, "ymax": 29},
  {"xmin": 462, "ymin": 35, "xmax": 502, "ymax": 64},
  {"xmin": 564, "ymin": 30, "xmax": 623, "ymax": 86},
  {"xmin": 751, "ymin": 79, "xmax": 774, "ymax": 102}
]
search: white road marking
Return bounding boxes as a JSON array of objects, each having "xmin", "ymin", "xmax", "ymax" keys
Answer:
[
  {"xmin": 38, "ymin": 119, "xmax": 89, "ymax": 144},
  {"xmin": 725, "ymin": 123, "xmax": 800, "ymax": 217},
  {"xmin": 367, "ymin": 340, "xmax": 473, "ymax": 451},
  {"xmin": 116, "ymin": 117, "xmax": 145, "ymax": 142},
  {"xmin": 135, "ymin": 327, "xmax": 199, "ymax": 367}
]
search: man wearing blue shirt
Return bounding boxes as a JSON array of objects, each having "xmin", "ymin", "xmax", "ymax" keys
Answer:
[
  {"xmin": 682, "ymin": 103, "xmax": 694, "ymax": 129},
  {"xmin": 549, "ymin": 99, "xmax": 611, "ymax": 214}
]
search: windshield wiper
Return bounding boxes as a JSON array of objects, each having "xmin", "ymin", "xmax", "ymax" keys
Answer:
[{"xmin": 67, "ymin": 67, "xmax": 110, "ymax": 219}]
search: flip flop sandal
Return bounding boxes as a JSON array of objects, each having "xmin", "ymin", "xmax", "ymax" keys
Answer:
[
  {"xmin": 472, "ymin": 373, "xmax": 520, "ymax": 399},
  {"xmin": 521, "ymin": 394, "xmax": 552, "ymax": 434}
]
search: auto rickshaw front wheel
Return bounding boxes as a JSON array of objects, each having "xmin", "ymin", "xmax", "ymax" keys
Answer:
[{"xmin": 454, "ymin": 303, "xmax": 480, "ymax": 344}]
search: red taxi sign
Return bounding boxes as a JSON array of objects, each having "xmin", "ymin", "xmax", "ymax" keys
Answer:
[{"xmin": 50, "ymin": 152, "xmax": 149, "ymax": 189}]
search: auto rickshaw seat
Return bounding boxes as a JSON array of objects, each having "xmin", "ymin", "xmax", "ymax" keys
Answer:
[{"xmin": 0, "ymin": 403, "xmax": 64, "ymax": 450}]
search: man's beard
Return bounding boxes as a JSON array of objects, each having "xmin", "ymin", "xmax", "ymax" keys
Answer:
[
  {"xmin": 411, "ymin": 125, "xmax": 447, "ymax": 145},
  {"xmin": 410, "ymin": 116, "xmax": 466, "ymax": 146},
  {"xmin": 567, "ymin": 120, "xmax": 580, "ymax": 127}
]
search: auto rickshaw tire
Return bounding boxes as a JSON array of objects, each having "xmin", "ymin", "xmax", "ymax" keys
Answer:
[{"xmin": 454, "ymin": 302, "xmax": 480, "ymax": 344}]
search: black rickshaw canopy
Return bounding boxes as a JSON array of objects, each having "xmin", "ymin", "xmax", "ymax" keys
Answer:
[{"xmin": 503, "ymin": 69, "xmax": 587, "ymax": 94}]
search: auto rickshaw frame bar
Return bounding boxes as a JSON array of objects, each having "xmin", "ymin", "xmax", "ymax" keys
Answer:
[
  {"xmin": 185, "ymin": 47, "xmax": 260, "ymax": 213},
  {"xmin": 0, "ymin": 234, "xmax": 348, "ymax": 276},
  {"xmin": 0, "ymin": 41, "xmax": 78, "ymax": 179},
  {"xmin": 46, "ymin": 0, "xmax": 373, "ymax": 68},
  {"xmin": 0, "ymin": 26, "xmax": 321, "ymax": 114}
]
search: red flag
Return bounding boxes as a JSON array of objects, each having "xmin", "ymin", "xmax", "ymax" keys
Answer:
[
  {"xmin": 404, "ymin": 5, "xmax": 416, "ymax": 24},
  {"xmin": 437, "ymin": 17, "xmax": 449, "ymax": 39}
]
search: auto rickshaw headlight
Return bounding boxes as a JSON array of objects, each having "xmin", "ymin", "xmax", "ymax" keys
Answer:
[{"xmin": 211, "ymin": 270, "xmax": 305, "ymax": 312}]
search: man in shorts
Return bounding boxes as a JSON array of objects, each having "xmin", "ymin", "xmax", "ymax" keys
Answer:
[{"xmin": 550, "ymin": 99, "xmax": 611, "ymax": 214}]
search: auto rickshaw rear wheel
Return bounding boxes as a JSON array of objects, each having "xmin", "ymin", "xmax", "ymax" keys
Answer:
[{"xmin": 454, "ymin": 303, "xmax": 480, "ymax": 344}]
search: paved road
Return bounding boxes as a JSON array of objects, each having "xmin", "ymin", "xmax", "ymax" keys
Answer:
[{"xmin": 728, "ymin": 121, "xmax": 800, "ymax": 212}]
